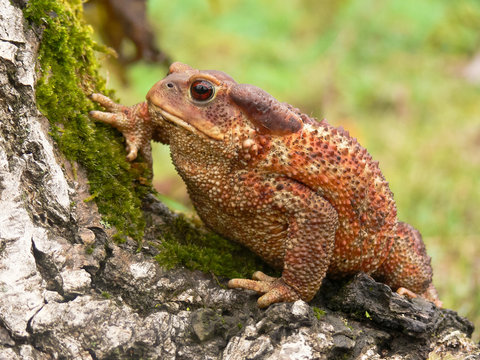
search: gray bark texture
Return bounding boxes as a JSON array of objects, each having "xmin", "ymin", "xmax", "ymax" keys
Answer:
[{"xmin": 0, "ymin": 0, "xmax": 479, "ymax": 359}]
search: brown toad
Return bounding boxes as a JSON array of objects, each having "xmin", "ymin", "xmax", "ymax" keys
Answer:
[{"xmin": 90, "ymin": 62, "xmax": 441, "ymax": 308}]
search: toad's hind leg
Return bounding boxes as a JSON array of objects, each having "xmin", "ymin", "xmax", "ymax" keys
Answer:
[
  {"xmin": 372, "ymin": 222, "xmax": 442, "ymax": 307},
  {"xmin": 228, "ymin": 181, "xmax": 338, "ymax": 308}
]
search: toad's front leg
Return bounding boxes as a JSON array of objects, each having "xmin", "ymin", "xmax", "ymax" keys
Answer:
[
  {"xmin": 228, "ymin": 183, "xmax": 338, "ymax": 308},
  {"xmin": 89, "ymin": 94, "xmax": 153, "ymax": 165}
]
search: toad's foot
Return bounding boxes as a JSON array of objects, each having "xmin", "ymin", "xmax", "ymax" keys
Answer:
[
  {"xmin": 228, "ymin": 271, "xmax": 301, "ymax": 308},
  {"xmin": 89, "ymin": 94, "xmax": 153, "ymax": 164},
  {"xmin": 397, "ymin": 285, "xmax": 443, "ymax": 308}
]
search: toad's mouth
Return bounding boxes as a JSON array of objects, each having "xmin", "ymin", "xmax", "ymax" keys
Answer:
[
  {"xmin": 156, "ymin": 107, "xmax": 197, "ymax": 134},
  {"xmin": 153, "ymin": 104, "xmax": 224, "ymax": 141}
]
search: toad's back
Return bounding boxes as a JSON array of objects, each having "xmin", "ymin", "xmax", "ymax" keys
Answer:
[{"xmin": 258, "ymin": 119, "xmax": 397, "ymax": 275}]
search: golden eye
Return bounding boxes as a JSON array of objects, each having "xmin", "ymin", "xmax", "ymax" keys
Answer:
[{"xmin": 190, "ymin": 80, "xmax": 214, "ymax": 101}]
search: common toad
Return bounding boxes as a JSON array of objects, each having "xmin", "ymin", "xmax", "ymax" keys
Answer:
[{"xmin": 90, "ymin": 62, "xmax": 441, "ymax": 308}]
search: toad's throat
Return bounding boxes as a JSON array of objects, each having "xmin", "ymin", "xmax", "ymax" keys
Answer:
[{"xmin": 154, "ymin": 105, "xmax": 224, "ymax": 141}]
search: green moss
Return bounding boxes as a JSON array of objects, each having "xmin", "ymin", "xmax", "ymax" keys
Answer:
[
  {"xmin": 343, "ymin": 318, "xmax": 354, "ymax": 330},
  {"xmin": 313, "ymin": 306, "xmax": 326, "ymax": 320},
  {"xmin": 155, "ymin": 215, "xmax": 274, "ymax": 279},
  {"xmin": 85, "ymin": 244, "xmax": 94, "ymax": 255},
  {"xmin": 23, "ymin": 0, "xmax": 150, "ymax": 241}
]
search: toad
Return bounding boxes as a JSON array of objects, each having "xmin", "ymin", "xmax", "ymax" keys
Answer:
[{"xmin": 90, "ymin": 62, "xmax": 441, "ymax": 308}]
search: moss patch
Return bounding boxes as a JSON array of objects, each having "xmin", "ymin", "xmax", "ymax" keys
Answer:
[
  {"xmin": 24, "ymin": 0, "xmax": 150, "ymax": 241},
  {"xmin": 313, "ymin": 306, "xmax": 326, "ymax": 320},
  {"xmin": 155, "ymin": 215, "xmax": 274, "ymax": 279}
]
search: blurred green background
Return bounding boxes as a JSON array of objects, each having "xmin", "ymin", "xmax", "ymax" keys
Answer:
[{"xmin": 97, "ymin": 0, "xmax": 480, "ymax": 339}]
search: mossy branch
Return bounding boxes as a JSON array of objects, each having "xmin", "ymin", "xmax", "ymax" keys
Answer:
[{"xmin": 24, "ymin": 0, "xmax": 150, "ymax": 241}]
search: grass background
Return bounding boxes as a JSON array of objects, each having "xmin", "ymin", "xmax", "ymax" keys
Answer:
[{"xmin": 97, "ymin": 0, "xmax": 480, "ymax": 339}]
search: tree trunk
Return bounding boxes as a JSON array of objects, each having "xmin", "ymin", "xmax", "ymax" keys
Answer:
[{"xmin": 0, "ymin": 1, "xmax": 478, "ymax": 359}]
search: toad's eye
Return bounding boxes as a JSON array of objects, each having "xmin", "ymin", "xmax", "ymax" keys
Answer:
[{"xmin": 190, "ymin": 80, "xmax": 215, "ymax": 102}]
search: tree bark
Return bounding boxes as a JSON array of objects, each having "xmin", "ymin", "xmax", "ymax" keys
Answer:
[{"xmin": 0, "ymin": 1, "xmax": 478, "ymax": 359}]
